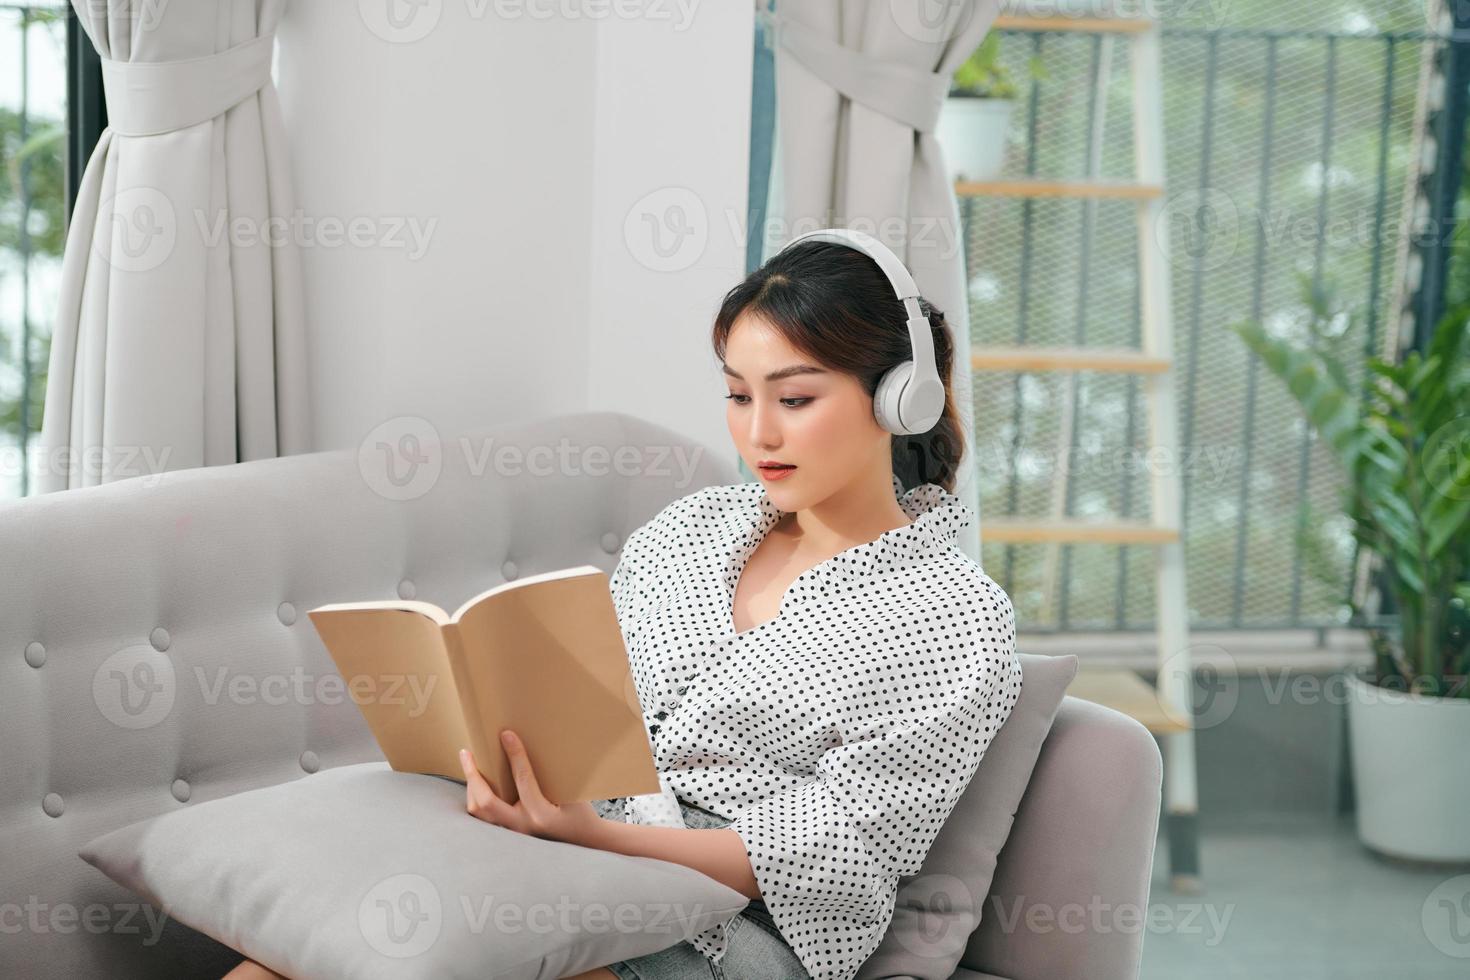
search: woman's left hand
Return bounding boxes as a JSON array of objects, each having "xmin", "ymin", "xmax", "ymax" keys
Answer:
[{"xmin": 459, "ymin": 730, "xmax": 603, "ymax": 846}]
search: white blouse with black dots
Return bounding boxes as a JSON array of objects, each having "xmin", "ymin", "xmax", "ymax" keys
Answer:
[{"xmin": 606, "ymin": 473, "xmax": 1023, "ymax": 980}]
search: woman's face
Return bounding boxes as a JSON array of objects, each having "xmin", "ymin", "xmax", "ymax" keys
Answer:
[{"xmin": 723, "ymin": 310, "xmax": 888, "ymax": 510}]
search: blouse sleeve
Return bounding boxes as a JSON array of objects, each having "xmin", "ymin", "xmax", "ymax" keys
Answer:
[
  {"xmin": 607, "ymin": 533, "xmax": 690, "ymax": 829},
  {"xmin": 607, "ymin": 546, "xmax": 644, "ymax": 632},
  {"xmin": 706, "ymin": 594, "xmax": 1023, "ymax": 980},
  {"xmin": 607, "ymin": 491, "xmax": 697, "ymax": 629}
]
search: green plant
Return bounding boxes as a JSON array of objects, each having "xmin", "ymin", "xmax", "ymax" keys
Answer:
[
  {"xmin": 951, "ymin": 33, "xmax": 1045, "ymax": 100},
  {"xmin": 0, "ymin": 7, "xmax": 67, "ymax": 464},
  {"xmin": 1233, "ymin": 272, "xmax": 1470, "ymax": 698},
  {"xmin": 0, "ymin": 112, "xmax": 64, "ymax": 449}
]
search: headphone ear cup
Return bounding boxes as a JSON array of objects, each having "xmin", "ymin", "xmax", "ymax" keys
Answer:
[{"xmin": 873, "ymin": 362, "xmax": 913, "ymax": 435}]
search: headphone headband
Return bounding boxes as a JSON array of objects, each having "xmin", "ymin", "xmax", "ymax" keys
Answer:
[
  {"xmin": 784, "ymin": 228, "xmax": 922, "ymax": 301},
  {"xmin": 776, "ymin": 228, "xmax": 945, "ymax": 435}
]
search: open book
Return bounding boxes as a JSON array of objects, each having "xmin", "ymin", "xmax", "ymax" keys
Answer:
[{"xmin": 307, "ymin": 565, "xmax": 660, "ymax": 805}]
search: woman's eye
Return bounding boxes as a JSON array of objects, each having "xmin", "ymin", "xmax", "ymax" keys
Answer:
[{"xmin": 724, "ymin": 394, "xmax": 811, "ymax": 408}]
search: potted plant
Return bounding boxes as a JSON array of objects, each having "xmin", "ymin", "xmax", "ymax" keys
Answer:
[
  {"xmin": 937, "ymin": 33, "xmax": 1027, "ymax": 183},
  {"xmin": 1234, "ymin": 274, "xmax": 1470, "ymax": 863}
]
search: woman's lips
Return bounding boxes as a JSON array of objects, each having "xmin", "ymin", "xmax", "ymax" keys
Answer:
[{"xmin": 758, "ymin": 464, "xmax": 796, "ymax": 481}]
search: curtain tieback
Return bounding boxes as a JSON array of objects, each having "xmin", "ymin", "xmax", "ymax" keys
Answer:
[
  {"xmin": 770, "ymin": 14, "xmax": 951, "ymax": 133},
  {"xmin": 100, "ymin": 33, "xmax": 277, "ymax": 137}
]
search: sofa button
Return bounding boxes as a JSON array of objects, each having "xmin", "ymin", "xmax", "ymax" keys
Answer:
[
  {"xmin": 397, "ymin": 579, "xmax": 416, "ymax": 600},
  {"xmin": 171, "ymin": 779, "xmax": 191, "ymax": 803},
  {"xmin": 42, "ymin": 793, "xmax": 64, "ymax": 818},
  {"xmin": 150, "ymin": 627, "xmax": 170, "ymax": 652},
  {"xmin": 300, "ymin": 750, "xmax": 320, "ymax": 773},
  {"xmin": 24, "ymin": 642, "xmax": 45, "ymax": 668},
  {"xmin": 277, "ymin": 602, "xmax": 297, "ymax": 626},
  {"xmin": 601, "ymin": 532, "xmax": 620, "ymax": 554},
  {"xmin": 502, "ymin": 560, "xmax": 518, "ymax": 581}
]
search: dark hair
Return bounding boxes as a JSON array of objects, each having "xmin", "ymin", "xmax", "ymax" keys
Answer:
[{"xmin": 711, "ymin": 239, "xmax": 965, "ymax": 493}]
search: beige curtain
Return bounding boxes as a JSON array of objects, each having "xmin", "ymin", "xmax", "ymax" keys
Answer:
[
  {"xmin": 763, "ymin": 0, "xmax": 1002, "ymax": 561},
  {"xmin": 36, "ymin": 0, "xmax": 309, "ymax": 492}
]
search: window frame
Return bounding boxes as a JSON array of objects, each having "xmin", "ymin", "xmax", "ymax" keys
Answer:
[{"xmin": 64, "ymin": 6, "xmax": 104, "ymax": 222}]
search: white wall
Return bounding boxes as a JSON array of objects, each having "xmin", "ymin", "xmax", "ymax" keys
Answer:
[{"xmin": 275, "ymin": 1, "xmax": 752, "ymax": 465}]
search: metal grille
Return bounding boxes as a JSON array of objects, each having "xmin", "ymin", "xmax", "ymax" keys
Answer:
[{"xmin": 966, "ymin": 4, "xmax": 1440, "ymax": 630}]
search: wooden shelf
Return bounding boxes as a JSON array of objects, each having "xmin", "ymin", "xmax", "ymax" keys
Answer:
[
  {"xmin": 956, "ymin": 178, "xmax": 1164, "ymax": 200},
  {"xmin": 982, "ymin": 518, "xmax": 1180, "ymax": 546},
  {"xmin": 971, "ymin": 345, "xmax": 1172, "ymax": 375},
  {"xmin": 1067, "ymin": 668, "xmax": 1191, "ymax": 734},
  {"xmin": 993, "ymin": 14, "xmax": 1156, "ymax": 35}
]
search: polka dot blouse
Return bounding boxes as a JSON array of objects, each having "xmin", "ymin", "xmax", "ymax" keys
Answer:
[{"xmin": 606, "ymin": 473, "xmax": 1023, "ymax": 980}]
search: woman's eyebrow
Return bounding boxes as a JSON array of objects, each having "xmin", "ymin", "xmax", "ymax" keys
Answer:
[{"xmin": 722, "ymin": 363, "xmax": 829, "ymax": 382}]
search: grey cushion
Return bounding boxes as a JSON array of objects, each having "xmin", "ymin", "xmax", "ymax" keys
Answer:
[
  {"xmin": 857, "ymin": 653, "xmax": 1079, "ymax": 980},
  {"xmin": 78, "ymin": 761, "xmax": 749, "ymax": 980}
]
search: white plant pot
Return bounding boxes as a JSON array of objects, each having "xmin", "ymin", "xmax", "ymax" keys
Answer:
[
  {"xmin": 936, "ymin": 96, "xmax": 1014, "ymax": 183},
  {"xmin": 1346, "ymin": 672, "xmax": 1470, "ymax": 862}
]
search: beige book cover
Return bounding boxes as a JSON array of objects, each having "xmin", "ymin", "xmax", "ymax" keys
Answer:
[{"xmin": 307, "ymin": 565, "xmax": 660, "ymax": 805}]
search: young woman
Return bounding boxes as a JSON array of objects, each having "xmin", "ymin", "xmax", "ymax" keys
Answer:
[{"xmin": 223, "ymin": 236, "xmax": 1022, "ymax": 980}]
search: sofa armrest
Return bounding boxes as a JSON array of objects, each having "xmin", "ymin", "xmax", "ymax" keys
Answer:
[{"xmin": 962, "ymin": 695, "xmax": 1163, "ymax": 980}]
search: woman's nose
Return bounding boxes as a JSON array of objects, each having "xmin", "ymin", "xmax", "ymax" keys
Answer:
[{"xmin": 747, "ymin": 401, "xmax": 781, "ymax": 449}]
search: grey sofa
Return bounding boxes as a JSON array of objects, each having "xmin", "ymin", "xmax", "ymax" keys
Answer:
[{"xmin": 0, "ymin": 410, "xmax": 1162, "ymax": 980}]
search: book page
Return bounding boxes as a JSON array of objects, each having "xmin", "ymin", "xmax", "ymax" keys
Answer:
[
  {"xmin": 448, "ymin": 564, "xmax": 606, "ymax": 622},
  {"xmin": 310, "ymin": 599, "xmax": 450, "ymax": 626},
  {"xmin": 446, "ymin": 568, "xmax": 660, "ymax": 805},
  {"xmin": 307, "ymin": 606, "xmax": 472, "ymax": 781}
]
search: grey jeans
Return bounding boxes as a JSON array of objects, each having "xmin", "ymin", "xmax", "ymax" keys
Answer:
[{"xmin": 588, "ymin": 797, "xmax": 812, "ymax": 980}]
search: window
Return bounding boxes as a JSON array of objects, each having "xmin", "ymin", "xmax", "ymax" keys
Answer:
[
  {"xmin": 0, "ymin": 2, "xmax": 101, "ymax": 499},
  {"xmin": 962, "ymin": 3, "xmax": 1444, "ymax": 630}
]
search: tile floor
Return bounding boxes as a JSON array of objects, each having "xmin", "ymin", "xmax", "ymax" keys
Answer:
[{"xmin": 1139, "ymin": 814, "xmax": 1470, "ymax": 979}]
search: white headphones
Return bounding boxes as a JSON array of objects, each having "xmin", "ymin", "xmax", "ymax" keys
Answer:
[{"xmin": 776, "ymin": 228, "xmax": 946, "ymax": 435}]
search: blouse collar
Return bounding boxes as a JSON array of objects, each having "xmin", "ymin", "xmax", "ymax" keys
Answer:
[{"xmin": 739, "ymin": 473, "xmax": 974, "ymax": 571}]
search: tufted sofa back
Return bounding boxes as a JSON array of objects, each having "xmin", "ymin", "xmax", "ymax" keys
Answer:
[{"xmin": 0, "ymin": 410, "xmax": 738, "ymax": 980}]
